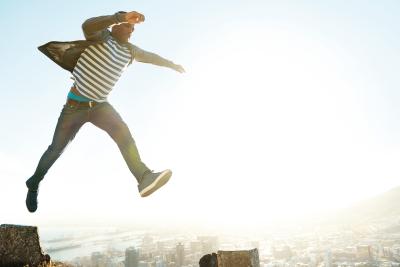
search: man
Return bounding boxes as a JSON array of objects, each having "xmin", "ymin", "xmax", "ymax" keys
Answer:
[{"xmin": 25, "ymin": 11, "xmax": 185, "ymax": 213}]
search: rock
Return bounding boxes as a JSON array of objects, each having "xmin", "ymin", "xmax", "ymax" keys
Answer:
[
  {"xmin": 0, "ymin": 224, "xmax": 51, "ymax": 267},
  {"xmin": 200, "ymin": 249, "xmax": 260, "ymax": 267},
  {"xmin": 218, "ymin": 249, "xmax": 260, "ymax": 267},
  {"xmin": 199, "ymin": 252, "xmax": 218, "ymax": 267}
]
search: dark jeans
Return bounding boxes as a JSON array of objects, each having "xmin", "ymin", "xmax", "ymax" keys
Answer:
[{"xmin": 28, "ymin": 101, "xmax": 150, "ymax": 189}]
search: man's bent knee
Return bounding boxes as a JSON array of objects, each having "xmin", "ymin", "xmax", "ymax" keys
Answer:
[{"xmin": 109, "ymin": 124, "xmax": 134, "ymax": 145}]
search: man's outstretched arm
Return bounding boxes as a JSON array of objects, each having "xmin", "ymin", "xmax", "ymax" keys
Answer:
[{"xmin": 133, "ymin": 46, "xmax": 185, "ymax": 73}]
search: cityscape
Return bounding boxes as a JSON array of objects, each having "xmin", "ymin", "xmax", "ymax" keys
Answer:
[
  {"xmin": 40, "ymin": 215, "xmax": 400, "ymax": 267},
  {"xmin": 27, "ymin": 186, "xmax": 400, "ymax": 267}
]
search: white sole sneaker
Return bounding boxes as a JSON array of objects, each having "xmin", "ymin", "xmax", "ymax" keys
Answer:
[{"xmin": 140, "ymin": 169, "xmax": 172, "ymax": 197}]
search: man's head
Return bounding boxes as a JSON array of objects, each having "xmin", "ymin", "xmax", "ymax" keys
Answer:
[
  {"xmin": 111, "ymin": 23, "xmax": 135, "ymax": 43},
  {"xmin": 111, "ymin": 11, "xmax": 145, "ymax": 43}
]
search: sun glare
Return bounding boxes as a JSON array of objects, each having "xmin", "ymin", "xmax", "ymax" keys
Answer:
[{"xmin": 166, "ymin": 24, "xmax": 377, "ymax": 224}]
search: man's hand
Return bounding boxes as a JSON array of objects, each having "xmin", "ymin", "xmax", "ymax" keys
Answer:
[
  {"xmin": 171, "ymin": 64, "xmax": 185, "ymax": 73},
  {"xmin": 123, "ymin": 11, "xmax": 145, "ymax": 24}
]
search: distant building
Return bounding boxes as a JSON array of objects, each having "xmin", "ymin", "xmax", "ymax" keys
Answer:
[
  {"xmin": 91, "ymin": 251, "xmax": 106, "ymax": 267},
  {"xmin": 356, "ymin": 245, "xmax": 372, "ymax": 260},
  {"xmin": 157, "ymin": 241, "xmax": 166, "ymax": 253},
  {"xmin": 142, "ymin": 234, "xmax": 155, "ymax": 254},
  {"xmin": 324, "ymin": 249, "xmax": 332, "ymax": 267},
  {"xmin": 125, "ymin": 246, "xmax": 139, "ymax": 267},
  {"xmin": 176, "ymin": 242, "xmax": 185, "ymax": 267},
  {"xmin": 155, "ymin": 255, "xmax": 167, "ymax": 267}
]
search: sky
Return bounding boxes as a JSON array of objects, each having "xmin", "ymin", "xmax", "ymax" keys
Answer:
[{"xmin": 1, "ymin": 0, "xmax": 400, "ymax": 232}]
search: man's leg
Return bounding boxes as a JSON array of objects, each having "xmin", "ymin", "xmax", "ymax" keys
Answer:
[
  {"xmin": 26, "ymin": 105, "xmax": 86, "ymax": 212},
  {"xmin": 89, "ymin": 102, "xmax": 150, "ymax": 182},
  {"xmin": 90, "ymin": 102, "xmax": 172, "ymax": 197},
  {"xmin": 89, "ymin": 102, "xmax": 172, "ymax": 197}
]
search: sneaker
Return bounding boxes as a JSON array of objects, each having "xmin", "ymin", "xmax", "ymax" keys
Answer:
[
  {"xmin": 138, "ymin": 169, "xmax": 172, "ymax": 197},
  {"xmin": 26, "ymin": 189, "xmax": 38, "ymax": 213},
  {"xmin": 26, "ymin": 178, "xmax": 39, "ymax": 213}
]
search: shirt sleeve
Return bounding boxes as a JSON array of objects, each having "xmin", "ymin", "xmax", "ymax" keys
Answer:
[
  {"xmin": 131, "ymin": 45, "xmax": 175, "ymax": 68},
  {"xmin": 82, "ymin": 13, "xmax": 124, "ymax": 41}
]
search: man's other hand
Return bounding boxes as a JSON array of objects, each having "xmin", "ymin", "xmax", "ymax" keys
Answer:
[
  {"xmin": 124, "ymin": 11, "xmax": 145, "ymax": 24},
  {"xmin": 172, "ymin": 64, "xmax": 185, "ymax": 73}
]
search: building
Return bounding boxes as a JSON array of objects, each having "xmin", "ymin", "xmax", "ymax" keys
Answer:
[
  {"xmin": 176, "ymin": 243, "xmax": 185, "ymax": 267},
  {"xmin": 126, "ymin": 246, "xmax": 140, "ymax": 267},
  {"xmin": 324, "ymin": 249, "xmax": 332, "ymax": 267},
  {"xmin": 91, "ymin": 251, "xmax": 107, "ymax": 267},
  {"xmin": 356, "ymin": 245, "xmax": 372, "ymax": 260}
]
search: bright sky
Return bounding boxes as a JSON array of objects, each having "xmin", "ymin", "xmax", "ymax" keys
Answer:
[{"xmin": 1, "ymin": 0, "xmax": 400, "ymax": 232}]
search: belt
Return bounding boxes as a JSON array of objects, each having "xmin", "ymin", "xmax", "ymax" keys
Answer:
[{"xmin": 66, "ymin": 98, "xmax": 99, "ymax": 108}]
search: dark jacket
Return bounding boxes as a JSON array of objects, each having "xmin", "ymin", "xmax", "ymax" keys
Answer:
[{"xmin": 38, "ymin": 13, "xmax": 175, "ymax": 73}]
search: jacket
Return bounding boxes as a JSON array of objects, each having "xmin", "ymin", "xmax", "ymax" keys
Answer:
[{"xmin": 38, "ymin": 13, "xmax": 175, "ymax": 73}]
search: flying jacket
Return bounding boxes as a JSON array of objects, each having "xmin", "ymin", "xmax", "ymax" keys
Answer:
[{"xmin": 38, "ymin": 13, "xmax": 175, "ymax": 73}]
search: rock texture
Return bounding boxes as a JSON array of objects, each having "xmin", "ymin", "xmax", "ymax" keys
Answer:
[
  {"xmin": 0, "ymin": 224, "xmax": 50, "ymax": 267},
  {"xmin": 200, "ymin": 249, "xmax": 260, "ymax": 267},
  {"xmin": 199, "ymin": 252, "xmax": 218, "ymax": 267},
  {"xmin": 218, "ymin": 249, "xmax": 260, "ymax": 267}
]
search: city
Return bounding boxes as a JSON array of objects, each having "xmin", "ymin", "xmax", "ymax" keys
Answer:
[{"xmin": 41, "ymin": 217, "xmax": 400, "ymax": 267}]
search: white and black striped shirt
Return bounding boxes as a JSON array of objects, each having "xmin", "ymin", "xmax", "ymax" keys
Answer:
[{"xmin": 72, "ymin": 35, "xmax": 132, "ymax": 102}]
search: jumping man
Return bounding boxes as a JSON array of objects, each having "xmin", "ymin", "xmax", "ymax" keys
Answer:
[{"xmin": 25, "ymin": 11, "xmax": 185, "ymax": 213}]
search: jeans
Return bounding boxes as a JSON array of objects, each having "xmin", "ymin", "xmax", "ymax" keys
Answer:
[{"xmin": 28, "ymin": 101, "xmax": 150, "ymax": 189}]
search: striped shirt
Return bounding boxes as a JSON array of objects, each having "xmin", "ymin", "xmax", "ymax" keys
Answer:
[{"xmin": 72, "ymin": 35, "xmax": 132, "ymax": 102}]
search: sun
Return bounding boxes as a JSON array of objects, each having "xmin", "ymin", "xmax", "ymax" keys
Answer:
[{"xmin": 161, "ymin": 23, "xmax": 374, "ymax": 225}]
